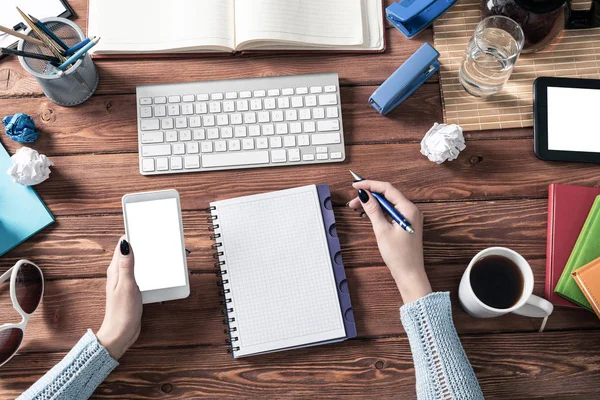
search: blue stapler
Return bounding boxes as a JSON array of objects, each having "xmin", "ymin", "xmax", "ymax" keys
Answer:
[
  {"xmin": 369, "ymin": 43, "xmax": 439, "ymax": 115},
  {"xmin": 386, "ymin": 0, "xmax": 457, "ymax": 38}
]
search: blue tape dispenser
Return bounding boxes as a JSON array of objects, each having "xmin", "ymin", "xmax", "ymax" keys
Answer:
[
  {"xmin": 369, "ymin": 43, "xmax": 440, "ymax": 116},
  {"xmin": 386, "ymin": 0, "xmax": 457, "ymax": 38}
]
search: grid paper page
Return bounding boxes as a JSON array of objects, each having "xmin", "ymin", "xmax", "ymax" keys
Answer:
[
  {"xmin": 433, "ymin": 0, "xmax": 600, "ymax": 131},
  {"xmin": 212, "ymin": 185, "xmax": 345, "ymax": 357}
]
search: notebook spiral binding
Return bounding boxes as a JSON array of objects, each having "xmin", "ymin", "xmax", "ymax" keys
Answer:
[{"xmin": 206, "ymin": 206, "xmax": 240, "ymax": 354}]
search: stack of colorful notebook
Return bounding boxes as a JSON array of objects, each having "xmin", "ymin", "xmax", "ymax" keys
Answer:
[{"xmin": 546, "ymin": 184, "xmax": 600, "ymax": 318}]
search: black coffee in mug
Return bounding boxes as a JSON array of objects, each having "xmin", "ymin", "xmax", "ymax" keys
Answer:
[{"xmin": 470, "ymin": 255, "xmax": 524, "ymax": 309}]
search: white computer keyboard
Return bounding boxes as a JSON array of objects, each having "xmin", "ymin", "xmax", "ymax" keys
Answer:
[{"xmin": 136, "ymin": 73, "xmax": 345, "ymax": 175}]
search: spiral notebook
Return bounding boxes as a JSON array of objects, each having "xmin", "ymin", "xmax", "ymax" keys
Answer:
[{"xmin": 210, "ymin": 184, "xmax": 356, "ymax": 358}]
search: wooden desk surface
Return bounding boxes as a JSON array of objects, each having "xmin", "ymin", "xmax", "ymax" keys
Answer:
[{"xmin": 2, "ymin": 1, "xmax": 600, "ymax": 398}]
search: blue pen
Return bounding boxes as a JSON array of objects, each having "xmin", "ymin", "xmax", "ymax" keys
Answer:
[
  {"xmin": 350, "ymin": 170, "xmax": 415, "ymax": 234},
  {"xmin": 56, "ymin": 37, "xmax": 100, "ymax": 71},
  {"xmin": 65, "ymin": 37, "xmax": 92, "ymax": 56}
]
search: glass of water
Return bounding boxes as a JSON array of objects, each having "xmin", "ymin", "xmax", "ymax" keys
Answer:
[{"xmin": 459, "ymin": 16, "xmax": 525, "ymax": 97}]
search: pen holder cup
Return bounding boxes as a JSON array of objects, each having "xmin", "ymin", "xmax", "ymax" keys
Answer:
[{"xmin": 17, "ymin": 18, "xmax": 98, "ymax": 107}]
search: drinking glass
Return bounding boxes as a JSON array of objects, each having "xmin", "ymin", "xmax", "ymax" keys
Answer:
[{"xmin": 459, "ymin": 16, "xmax": 525, "ymax": 97}]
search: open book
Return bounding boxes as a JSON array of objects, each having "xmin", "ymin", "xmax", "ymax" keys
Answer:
[{"xmin": 88, "ymin": 0, "xmax": 384, "ymax": 56}]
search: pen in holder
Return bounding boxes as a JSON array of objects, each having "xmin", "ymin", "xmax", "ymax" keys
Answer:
[{"xmin": 17, "ymin": 18, "xmax": 98, "ymax": 107}]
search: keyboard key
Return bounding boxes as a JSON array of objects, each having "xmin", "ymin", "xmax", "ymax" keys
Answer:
[
  {"xmin": 310, "ymin": 86, "xmax": 323, "ymax": 94},
  {"xmin": 271, "ymin": 149, "xmax": 287, "ymax": 162},
  {"xmin": 168, "ymin": 104, "xmax": 180, "ymax": 116},
  {"xmin": 290, "ymin": 122, "xmax": 302, "ymax": 134},
  {"xmin": 140, "ymin": 97, "xmax": 152, "ymax": 105},
  {"xmin": 195, "ymin": 103, "xmax": 207, "ymax": 114},
  {"xmin": 318, "ymin": 94, "xmax": 338, "ymax": 106},
  {"xmin": 193, "ymin": 129, "xmax": 206, "ymax": 140},
  {"xmin": 179, "ymin": 129, "xmax": 192, "ymax": 141},
  {"xmin": 330, "ymin": 152, "xmax": 343, "ymax": 159},
  {"xmin": 161, "ymin": 118, "xmax": 174, "ymax": 130},
  {"xmin": 211, "ymin": 93, "xmax": 224, "ymax": 100},
  {"xmin": 236, "ymin": 100, "xmax": 249, "ymax": 111},
  {"xmin": 140, "ymin": 106, "xmax": 152, "ymax": 118},
  {"xmin": 256, "ymin": 137, "xmax": 268, "ymax": 149},
  {"xmin": 305, "ymin": 95, "xmax": 317, "ymax": 107},
  {"xmin": 317, "ymin": 119, "xmax": 340, "ymax": 132},
  {"xmin": 303, "ymin": 121, "xmax": 316, "ymax": 133},
  {"xmin": 142, "ymin": 144, "xmax": 171, "ymax": 157},
  {"xmin": 313, "ymin": 108, "xmax": 325, "ymax": 119},
  {"xmin": 168, "ymin": 96, "xmax": 181, "ymax": 103},
  {"xmin": 285, "ymin": 109, "xmax": 298, "ymax": 121},
  {"xmin": 240, "ymin": 91, "xmax": 252, "ymax": 98},
  {"xmin": 299, "ymin": 109, "xmax": 311, "ymax": 120},
  {"xmin": 262, "ymin": 124, "xmax": 274, "ymax": 135},
  {"xmin": 201, "ymin": 141, "xmax": 213, "ymax": 153},
  {"xmin": 249, "ymin": 125, "xmax": 261, "ymax": 136},
  {"xmin": 253, "ymin": 90, "xmax": 266, "ymax": 97},
  {"xmin": 217, "ymin": 114, "xmax": 229, "ymax": 126},
  {"xmin": 316, "ymin": 146, "xmax": 328, "ymax": 153},
  {"xmin": 272, "ymin": 110, "xmax": 284, "ymax": 122},
  {"xmin": 244, "ymin": 112, "xmax": 256, "ymax": 124},
  {"xmin": 173, "ymin": 143, "xmax": 185, "ymax": 155},
  {"xmin": 317, "ymin": 153, "xmax": 328, "ymax": 160},
  {"xmin": 166, "ymin": 130, "xmax": 178, "ymax": 142},
  {"xmin": 221, "ymin": 127, "xmax": 233, "ymax": 138},
  {"xmin": 189, "ymin": 116, "xmax": 202, "ymax": 128},
  {"xmin": 235, "ymin": 126, "xmax": 247, "ymax": 137},
  {"xmin": 268, "ymin": 89, "xmax": 280, "ymax": 96},
  {"xmin": 223, "ymin": 101, "xmax": 235, "ymax": 112},
  {"xmin": 171, "ymin": 156, "xmax": 183, "ymax": 170},
  {"xmin": 270, "ymin": 136, "xmax": 282, "ymax": 148},
  {"xmin": 291, "ymin": 96, "xmax": 303, "ymax": 108},
  {"xmin": 141, "ymin": 119, "xmax": 160, "ymax": 131},
  {"xmin": 141, "ymin": 131, "xmax": 164, "ymax": 144},
  {"xmin": 303, "ymin": 154, "xmax": 315, "ymax": 161},
  {"xmin": 230, "ymin": 113, "xmax": 243, "ymax": 125},
  {"xmin": 183, "ymin": 94, "xmax": 195, "ymax": 102},
  {"xmin": 242, "ymin": 138, "xmax": 254, "ymax": 150},
  {"xmin": 202, "ymin": 151, "xmax": 270, "ymax": 168},
  {"xmin": 296, "ymin": 87, "xmax": 308, "ymax": 94},
  {"xmin": 197, "ymin": 94, "xmax": 209, "ymax": 101},
  {"xmin": 288, "ymin": 148, "xmax": 300, "ymax": 161},
  {"xmin": 215, "ymin": 141, "xmax": 227, "ymax": 152},
  {"xmin": 226, "ymin": 92, "xmax": 238, "ymax": 99},
  {"xmin": 276, "ymin": 123, "xmax": 288, "ymax": 134},
  {"xmin": 209, "ymin": 102, "xmax": 221, "ymax": 113},
  {"xmin": 142, "ymin": 158, "xmax": 155, "ymax": 172},
  {"xmin": 156, "ymin": 157, "xmax": 169, "ymax": 171},
  {"xmin": 325, "ymin": 85, "xmax": 337, "ymax": 93},
  {"xmin": 326, "ymin": 107, "xmax": 339, "ymax": 118},
  {"xmin": 277, "ymin": 97, "xmax": 290, "ymax": 108},
  {"xmin": 250, "ymin": 99, "xmax": 262, "ymax": 111},
  {"xmin": 282, "ymin": 88, "xmax": 294, "ymax": 95},
  {"xmin": 298, "ymin": 135, "xmax": 310, "ymax": 146},
  {"xmin": 154, "ymin": 96, "xmax": 167, "ymax": 104},
  {"xmin": 228, "ymin": 139, "xmax": 241, "ymax": 151},
  {"xmin": 184, "ymin": 155, "xmax": 200, "ymax": 169},
  {"xmin": 187, "ymin": 142, "xmax": 199, "ymax": 153},
  {"xmin": 203, "ymin": 115, "xmax": 215, "ymax": 126},
  {"xmin": 284, "ymin": 136, "xmax": 296, "ymax": 147},
  {"xmin": 207, "ymin": 128, "xmax": 219, "ymax": 139},
  {"xmin": 182, "ymin": 104, "xmax": 194, "ymax": 115},
  {"xmin": 154, "ymin": 105, "xmax": 167, "ymax": 117},
  {"xmin": 312, "ymin": 132, "xmax": 341, "ymax": 145},
  {"xmin": 175, "ymin": 117, "xmax": 187, "ymax": 129},
  {"xmin": 257, "ymin": 111, "xmax": 270, "ymax": 123},
  {"xmin": 264, "ymin": 98, "xmax": 276, "ymax": 110}
]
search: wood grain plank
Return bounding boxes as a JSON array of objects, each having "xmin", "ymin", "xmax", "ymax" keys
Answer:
[
  {"xmin": 2, "ymin": 199, "xmax": 547, "ymax": 277},
  {"xmin": 2, "ymin": 262, "xmax": 596, "ymax": 355},
  {"xmin": 18, "ymin": 140, "xmax": 600, "ymax": 217},
  {"xmin": 2, "ymin": 332, "xmax": 600, "ymax": 399}
]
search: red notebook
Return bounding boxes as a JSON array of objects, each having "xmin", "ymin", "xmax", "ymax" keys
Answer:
[{"xmin": 546, "ymin": 184, "xmax": 600, "ymax": 307}]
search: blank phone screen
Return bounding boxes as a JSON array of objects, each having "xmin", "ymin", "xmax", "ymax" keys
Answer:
[
  {"xmin": 547, "ymin": 87, "xmax": 600, "ymax": 153},
  {"xmin": 125, "ymin": 198, "xmax": 186, "ymax": 292}
]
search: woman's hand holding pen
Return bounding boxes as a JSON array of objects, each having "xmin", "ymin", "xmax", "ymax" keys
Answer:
[{"xmin": 348, "ymin": 180, "xmax": 432, "ymax": 304}]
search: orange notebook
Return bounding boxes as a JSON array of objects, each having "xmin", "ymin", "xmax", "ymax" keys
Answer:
[{"xmin": 572, "ymin": 258, "xmax": 600, "ymax": 319}]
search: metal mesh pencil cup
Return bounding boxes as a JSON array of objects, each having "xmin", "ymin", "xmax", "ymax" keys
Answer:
[{"xmin": 17, "ymin": 18, "xmax": 98, "ymax": 107}]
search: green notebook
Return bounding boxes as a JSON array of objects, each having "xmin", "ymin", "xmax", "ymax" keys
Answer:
[{"xmin": 554, "ymin": 196, "xmax": 600, "ymax": 311}]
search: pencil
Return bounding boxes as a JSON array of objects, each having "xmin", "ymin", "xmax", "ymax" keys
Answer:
[
  {"xmin": 15, "ymin": 7, "xmax": 66, "ymax": 62},
  {"xmin": 0, "ymin": 24, "xmax": 45, "ymax": 46},
  {"xmin": 1, "ymin": 47, "xmax": 60, "ymax": 63},
  {"xmin": 65, "ymin": 37, "xmax": 92, "ymax": 56},
  {"xmin": 56, "ymin": 36, "xmax": 100, "ymax": 71},
  {"xmin": 28, "ymin": 14, "xmax": 69, "ymax": 51}
]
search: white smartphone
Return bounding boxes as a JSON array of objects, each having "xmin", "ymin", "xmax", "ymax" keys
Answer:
[{"xmin": 122, "ymin": 189, "xmax": 190, "ymax": 304}]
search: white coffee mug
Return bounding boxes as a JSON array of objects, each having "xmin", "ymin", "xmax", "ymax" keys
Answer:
[{"xmin": 459, "ymin": 247, "xmax": 553, "ymax": 319}]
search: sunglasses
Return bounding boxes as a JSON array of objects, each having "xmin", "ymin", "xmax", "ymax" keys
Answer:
[{"xmin": 0, "ymin": 260, "xmax": 44, "ymax": 367}]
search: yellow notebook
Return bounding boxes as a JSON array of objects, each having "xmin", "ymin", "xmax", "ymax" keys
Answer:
[{"xmin": 572, "ymin": 258, "xmax": 600, "ymax": 319}]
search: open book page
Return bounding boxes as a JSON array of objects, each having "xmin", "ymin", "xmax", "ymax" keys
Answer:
[
  {"xmin": 211, "ymin": 186, "xmax": 346, "ymax": 357},
  {"xmin": 88, "ymin": 0, "xmax": 235, "ymax": 54},
  {"xmin": 234, "ymin": 0, "xmax": 364, "ymax": 50}
]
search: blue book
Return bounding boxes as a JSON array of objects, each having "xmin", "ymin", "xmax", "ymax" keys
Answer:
[{"xmin": 0, "ymin": 144, "xmax": 54, "ymax": 256}]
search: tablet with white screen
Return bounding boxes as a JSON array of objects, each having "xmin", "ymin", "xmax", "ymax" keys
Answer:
[
  {"xmin": 122, "ymin": 190, "xmax": 190, "ymax": 303},
  {"xmin": 534, "ymin": 77, "xmax": 600, "ymax": 163}
]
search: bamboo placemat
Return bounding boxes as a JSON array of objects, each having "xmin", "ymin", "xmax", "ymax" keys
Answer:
[{"xmin": 433, "ymin": 0, "xmax": 600, "ymax": 131}]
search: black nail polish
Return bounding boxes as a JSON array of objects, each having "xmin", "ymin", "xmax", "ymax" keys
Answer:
[
  {"xmin": 360, "ymin": 212, "xmax": 366, "ymax": 218},
  {"xmin": 120, "ymin": 239, "xmax": 130, "ymax": 256},
  {"xmin": 358, "ymin": 189, "xmax": 369, "ymax": 203}
]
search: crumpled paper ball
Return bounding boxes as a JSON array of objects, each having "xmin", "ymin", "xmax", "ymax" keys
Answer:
[
  {"xmin": 420, "ymin": 123, "xmax": 466, "ymax": 164},
  {"xmin": 7, "ymin": 147, "xmax": 54, "ymax": 186},
  {"xmin": 2, "ymin": 113, "xmax": 40, "ymax": 143}
]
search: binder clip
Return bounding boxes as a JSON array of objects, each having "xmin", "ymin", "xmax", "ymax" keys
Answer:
[
  {"xmin": 369, "ymin": 43, "xmax": 439, "ymax": 115},
  {"xmin": 386, "ymin": 0, "xmax": 458, "ymax": 38}
]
